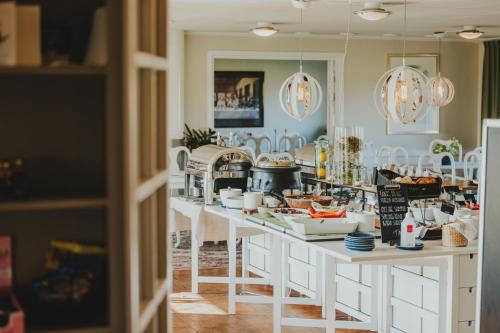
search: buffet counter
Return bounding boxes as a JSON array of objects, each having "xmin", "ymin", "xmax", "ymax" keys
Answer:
[{"xmin": 170, "ymin": 196, "xmax": 478, "ymax": 333}]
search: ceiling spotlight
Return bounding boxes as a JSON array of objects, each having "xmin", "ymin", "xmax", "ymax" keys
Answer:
[
  {"xmin": 457, "ymin": 26, "xmax": 484, "ymax": 39},
  {"xmin": 354, "ymin": 2, "xmax": 391, "ymax": 21},
  {"xmin": 251, "ymin": 22, "xmax": 278, "ymax": 37},
  {"xmin": 291, "ymin": 0, "xmax": 312, "ymax": 9}
]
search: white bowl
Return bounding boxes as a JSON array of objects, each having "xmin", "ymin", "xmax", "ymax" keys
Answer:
[
  {"xmin": 284, "ymin": 216, "xmax": 358, "ymax": 235},
  {"xmin": 263, "ymin": 196, "xmax": 281, "ymax": 208},
  {"xmin": 346, "ymin": 211, "xmax": 376, "ymax": 232},
  {"xmin": 220, "ymin": 188, "xmax": 242, "ymax": 207},
  {"xmin": 224, "ymin": 195, "xmax": 244, "ymax": 209}
]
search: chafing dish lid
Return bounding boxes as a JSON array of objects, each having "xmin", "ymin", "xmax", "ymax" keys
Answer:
[{"xmin": 189, "ymin": 145, "xmax": 252, "ymax": 166}]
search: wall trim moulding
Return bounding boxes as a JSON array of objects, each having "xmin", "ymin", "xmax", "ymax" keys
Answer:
[
  {"xmin": 186, "ymin": 31, "xmax": 480, "ymax": 43},
  {"xmin": 206, "ymin": 50, "xmax": 345, "ymax": 139}
]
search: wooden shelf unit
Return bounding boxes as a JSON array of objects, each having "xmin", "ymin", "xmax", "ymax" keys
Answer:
[
  {"xmin": 0, "ymin": 196, "xmax": 108, "ymax": 212},
  {"xmin": 0, "ymin": 0, "xmax": 170, "ymax": 331},
  {"xmin": 0, "ymin": 65, "xmax": 106, "ymax": 76},
  {"xmin": 31, "ymin": 326, "xmax": 110, "ymax": 333}
]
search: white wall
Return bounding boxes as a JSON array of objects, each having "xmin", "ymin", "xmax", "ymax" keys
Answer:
[
  {"xmin": 184, "ymin": 34, "xmax": 480, "ymax": 152},
  {"xmin": 214, "ymin": 59, "xmax": 328, "ymax": 142},
  {"xmin": 167, "ymin": 28, "xmax": 185, "ymax": 140}
]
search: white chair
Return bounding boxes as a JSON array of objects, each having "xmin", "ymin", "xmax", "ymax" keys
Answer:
[
  {"xmin": 243, "ymin": 135, "xmax": 272, "ymax": 157},
  {"xmin": 429, "ymin": 139, "xmax": 463, "ymax": 163},
  {"xmin": 375, "ymin": 146, "xmax": 409, "ymax": 168},
  {"xmin": 463, "ymin": 148, "xmax": 482, "ymax": 182},
  {"xmin": 417, "ymin": 152, "xmax": 457, "ymax": 183},
  {"xmin": 238, "ymin": 145, "xmax": 256, "ymax": 162},
  {"xmin": 168, "ymin": 146, "xmax": 190, "ymax": 248},
  {"xmin": 316, "ymin": 134, "xmax": 330, "ymax": 142},
  {"xmin": 279, "ymin": 134, "xmax": 306, "ymax": 156}
]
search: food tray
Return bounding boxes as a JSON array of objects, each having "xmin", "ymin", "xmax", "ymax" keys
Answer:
[
  {"xmin": 375, "ymin": 169, "xmax": 442, "ymax": 199},
  {"xmin": 284, "ymin": 217, "xmax": 358, "ymax": 235}
]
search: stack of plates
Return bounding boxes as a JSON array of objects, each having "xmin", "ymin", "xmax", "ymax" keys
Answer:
[{"xmin": 345, "ymin": 232, "xmax": 375, "ymax": 251}]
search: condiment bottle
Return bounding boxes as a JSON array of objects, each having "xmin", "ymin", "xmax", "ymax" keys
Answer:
[{"xmin": 400, "ymin": 211, "xmax": 416, "ymax": 247}]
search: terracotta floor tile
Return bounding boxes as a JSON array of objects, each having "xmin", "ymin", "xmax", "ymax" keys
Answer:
[{"xmin": 172, "ymin": 268, "xmax": 373, "ymax": 333}]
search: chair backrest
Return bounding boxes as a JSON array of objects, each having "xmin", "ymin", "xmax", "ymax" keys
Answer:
[
  {"xmin": 463, "ymin": 149, "xmax": 482, "ymax": 181},
  {"xmin": 316, "ymin": 134, "xmax": 330, "ymax": 143},
  {"xmin": 279, "ymin": 134, "xmax": 307, "ymax": 156},
  {"xmin": 168, "ymin": 146, "xmax": 190, "ymax": 176},
  {"xmin": 429, "ymin": 139, "xmax": 463, "ymax": 162},
  {"xmin": 244, "ymin": 135, "xmax": 272, "ymax": 157},
  {"xmin": 433, "ymin": 152, "xmax": 457, "ymax": 183},
  {"xmin": 375, "ymin": 146, "xmax": 409, "ymax": 168},
  {"xmin": 392, "ymin": 146, "xmax": 409, "ymax": 166},
  {"xmin": 238, "ymin": 145, "xmax": 256, "ymax": 162}
]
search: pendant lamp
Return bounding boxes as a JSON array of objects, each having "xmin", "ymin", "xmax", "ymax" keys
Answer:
[
  {"xmin": 279, "ymin": 9, "xmax": 322, "ymax": 121},
  {"xmin": 427, "ymin": 36, "xmax": 455, "ymax": 107},
  {"xmin": 373, "ymin": 0, "xmax": 429, "ymax": 124}
]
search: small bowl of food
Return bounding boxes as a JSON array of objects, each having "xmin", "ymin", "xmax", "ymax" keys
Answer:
[{"xmin": 285, "ymin": 195, "xmax": 333, "ymax": 209}]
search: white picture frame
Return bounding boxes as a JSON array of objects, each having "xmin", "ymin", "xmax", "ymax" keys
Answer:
[{"xmin": 386, "ymin": 54, "xmax": 440, "ymax": 135}]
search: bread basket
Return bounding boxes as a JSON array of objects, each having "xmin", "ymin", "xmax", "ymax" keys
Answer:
[{"xmin": 442, "ymin": 223, "xmax": 468, "ymax": 247}]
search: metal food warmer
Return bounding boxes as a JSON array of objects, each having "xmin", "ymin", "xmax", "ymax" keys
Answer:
[
  {"xmin": 185, "ymin": 145, "xmax": 253, "ymax": 204},
  {"xmin": 249, "ymin": 153, "xmax": 301, "ymax": 194}
]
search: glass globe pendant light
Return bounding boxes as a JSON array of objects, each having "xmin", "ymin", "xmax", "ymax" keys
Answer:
[
  {"xmin": 373, "ymin": 0, "xmax": 429, "ymax": 124},
  {"xmin": 279, "ymin": 9, "xmax": 322, "ymax": 121},
  {"xmin": 427, "ymin": 36, "xmax": 455, "ymax": 107}
]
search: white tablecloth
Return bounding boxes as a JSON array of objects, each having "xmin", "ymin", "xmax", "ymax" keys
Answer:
[{"xmin": 169, "ymin": 196, "xmax": 264, "ymax": 242}]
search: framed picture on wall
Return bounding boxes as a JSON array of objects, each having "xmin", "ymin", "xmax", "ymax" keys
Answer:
[
  {"xmin": 386, "ymin": 54, "xmax": 440, "ymax": 135},
  {"xmin": 214, "ymin": 71, "xmax": 264, "ymax": 128}
]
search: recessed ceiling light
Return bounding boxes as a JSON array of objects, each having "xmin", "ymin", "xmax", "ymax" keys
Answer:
[
  {"xmin": 354, "ymin": 2, "xmax": 391, "ymax": 21},
  {"xmin": 251, "ymin": 22, "xmax": 278, "ymax": 37},
  {"xmin": 457, "ymin": 26, "xmax": 484, "ymax": 39},
  {"xmin": 291, "ymin": 0, "xmax": 312, "ymax": 9}
]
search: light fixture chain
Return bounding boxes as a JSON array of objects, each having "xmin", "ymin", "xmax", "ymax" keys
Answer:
[
  {"xmin": 438, "ymin": 37, "xmax": 442, "ymax": 76},
  {"xmin": 299, "ymin": 8, "xmax": 303, "ymax": 72},
  {"xmin": 344, "ymin": 0, "xmax": 352, "ymax": 58},
  {"xmin": 403, "ymin": 0, "xmax": 407, "ymax": 66}
]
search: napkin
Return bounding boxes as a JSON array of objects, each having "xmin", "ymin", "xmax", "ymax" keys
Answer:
[{"xmin": 448, "ymin": 216, "xmax": 479, "ymax": 241}]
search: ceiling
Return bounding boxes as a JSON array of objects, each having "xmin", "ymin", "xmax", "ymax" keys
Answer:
[{"xmin": 170, "ymin": 0, "xmax": 500, "ymax": 40}]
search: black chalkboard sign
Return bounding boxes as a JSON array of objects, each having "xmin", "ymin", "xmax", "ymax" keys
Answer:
[
  {"xmin": 377, "ymin": 185, "xmax": 408, "ymax": 243},
  {"xmin": 441, "ymin": 202, "xmax": 456, "ymax": 215}
]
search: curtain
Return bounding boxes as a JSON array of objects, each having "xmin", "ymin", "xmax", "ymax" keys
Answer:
[{"xmin": 482, "ymin": 40, "xmax": 500, "ymax": 120}]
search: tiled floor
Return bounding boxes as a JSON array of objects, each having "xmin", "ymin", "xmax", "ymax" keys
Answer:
[{"xmin": 171, "ymin": 268, "xmax": 372, "ymax": 333}]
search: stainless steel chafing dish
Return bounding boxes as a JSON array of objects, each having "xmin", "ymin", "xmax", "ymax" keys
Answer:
[{"xmin": 185, "ymin": 145, "xmax": 253, "ymax": 204}]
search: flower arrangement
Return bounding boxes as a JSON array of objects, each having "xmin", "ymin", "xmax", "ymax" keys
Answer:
[{"xmin": 432, "ymin": 137, "xmax": 461, "ymax": 156}]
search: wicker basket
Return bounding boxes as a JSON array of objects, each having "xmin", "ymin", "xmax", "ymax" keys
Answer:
[{"xmin": 442, "ymin": 223, "xmax": 468, "ymax": 247}]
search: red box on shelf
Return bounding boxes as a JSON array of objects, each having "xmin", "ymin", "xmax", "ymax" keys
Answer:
[{"xmin": 0, "ymin": 236, "xmax": 24, "ymax": 333}]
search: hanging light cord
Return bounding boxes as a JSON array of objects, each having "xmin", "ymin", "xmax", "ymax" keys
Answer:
[
  {"xmin": 402, "ymin": 0, "xmax": 407, "ymax": 66},
  {"xmin": 299, "ymin": 8, "xmax": 303, "ymax": 72},
  {"xmin": 344, "ymin": 0, "xmax": 352, "ymax": 58},
  {"xmin": 438, "ymin": 37, "xmax": 442, "ymax": 76}
]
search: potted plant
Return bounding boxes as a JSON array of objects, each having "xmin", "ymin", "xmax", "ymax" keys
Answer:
[
  {"xmin": 182, "ymin": 124, "xmax": 217, "ymax": 152},
  {"xmin": 432, "ymin": 137, "xmax": 461, "ymax": 165}
]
